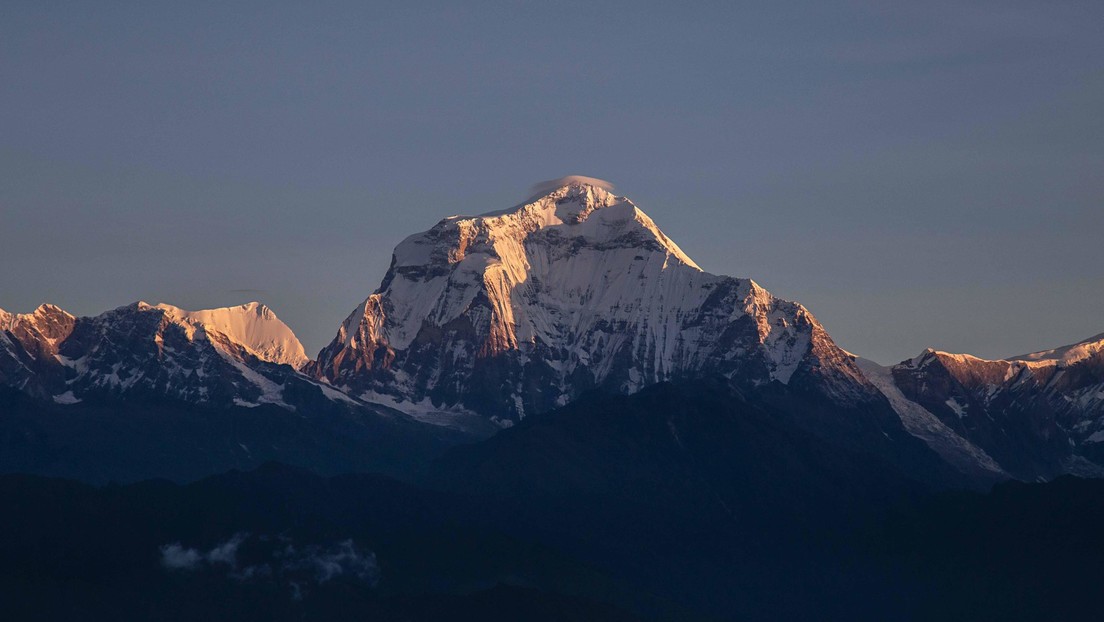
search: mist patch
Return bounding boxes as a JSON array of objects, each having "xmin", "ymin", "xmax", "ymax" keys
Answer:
[{"xmin": 159, "ymin": 533, "xmax": 380, "ymax": 599}]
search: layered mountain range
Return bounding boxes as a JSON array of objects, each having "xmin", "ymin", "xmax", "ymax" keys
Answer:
[
  {"xmin": 0, "ymin": 301, "xmax": 467, "ymax": 483},
  {"xmin": 1, "ymin": 301, "xmax": 323, "ymax": 408},
  {"xmin": 2, "ymin": 177, "xmax": 1101, "ymax": 486}
]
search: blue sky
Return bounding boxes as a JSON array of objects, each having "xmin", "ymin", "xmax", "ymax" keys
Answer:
[{"xmin": 2, "ymin": 1, "xmax": 1102, "ymax": 363}]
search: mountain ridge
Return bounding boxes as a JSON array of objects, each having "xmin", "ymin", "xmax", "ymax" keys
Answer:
[
  {"xmin": 871, "ymin": 339, "xmax": 1104, "ymax": 480},
  {"xmin": 3, "ymin": 178, "xmax": 1104, "ymax": 486},
  {"xmin": 1, "ymin": 300, "xmax": 336, "ymax": 409},
  {"xmin": 308, "ymin": 179, "xmax": 878, "ymax": 424}
]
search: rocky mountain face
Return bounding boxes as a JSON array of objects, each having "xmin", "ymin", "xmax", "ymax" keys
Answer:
[
  {"xmin": 0, "ymin": 301, "xmax": 332, "ymax": 409},
  {"xmin": 301, "ymin": 178, "xmax": 974, "ymax": 488},
  {"xmin": 0, "ymin": 301, "xmax": 476, "ymax": 483},
  {"xmin": 3, "ymin": 178, "xmax": 1101, "ymax": 488},
  {"xmin": 0, "ymin": 304, "xmax": 77, "ymax": 395},
  {"xmin": 152, "ymin": 302, "xmax": 309, "ymax": 368},
  {"xmin": 866, "ymin": 336, "xmax": 1104, "ymax": 480},
  {"xmin": 309, "ymin": 179, "xmax": 880, "ymax": 425}
]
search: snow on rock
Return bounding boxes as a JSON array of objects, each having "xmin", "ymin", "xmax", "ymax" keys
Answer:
[
  {"xmin": 153, "ymin": 302, "xmax": 309, "ymax": 368},
  {"xmin": 885, "ymin": 335, "xmax": 1104, "ymax": 480},
  {"xmin": 0, "ymin": 300, "xmax": 356, "ymax": 412},
  {"xmin": 1010, "ymin": 333, "xmax": 1104, "ymax": 367},
  {"xmin": 311, "ymin": 178, "xmax": 873, "ymax": 421},
  {"xmin": 0, "ymin": 304, "xmax": 77, "ymax": 351},
  {"xmin": 0, "ymin": 304, "xmax": 78, "ymax": 397},
  {"xmin": 944, "ymin": 398, "xmax": 967, "ymax": 418},
  {"xmin": 855, "ymin": 358, "xmax": 1005, "ymax": 478},
  {"xmin": 52, "ymin": 391, "xmax": 81, "ymax": 404}
]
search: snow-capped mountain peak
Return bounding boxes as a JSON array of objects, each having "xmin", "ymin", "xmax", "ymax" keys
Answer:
[
  {"xmin": 311, "ymin": 179, "xmax": 870, "ymax": 421},
  {"xmin": 150, "ymin": 301, "xmax": 308, "ymax": 368},
  {"xmin": 0, "ymin": 304, "xmax": 77, "ymax": 361},
  {"xmin": 391, "ymin": 178, "xmax": 700, "ymax": 275},
  {"xmin": 0, "ymin": 299, "xmax": 336, "ymax": 411},
  {"xmin": 0, "ymin": 303, "xmax": 75, "ymax": 333},
  {"xmin": 868, "ymin": 331, "xmax": 1104, "ymax": 480}
]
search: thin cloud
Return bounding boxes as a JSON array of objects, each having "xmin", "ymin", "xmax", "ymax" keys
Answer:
[{"xmin": 529, "ymin": 175, "xmax": 615, "ymax": 196}]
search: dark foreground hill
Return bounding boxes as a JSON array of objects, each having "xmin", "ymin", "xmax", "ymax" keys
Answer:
[
  {"xmin": 3, "ymin": 383, "xmax": 1103, "ymax": 620},
  {"xmin": 0, "ymin": 387, "xmax": 473, "ymax": 484},
  {"xmin": 0, "ymin": 464, "xmax": 655, "ymax": 622}
]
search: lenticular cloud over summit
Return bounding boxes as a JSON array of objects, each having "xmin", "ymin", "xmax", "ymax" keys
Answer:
[{"xmin": 529, "ymin": 175, "xmax": 614, "ymax": 196}]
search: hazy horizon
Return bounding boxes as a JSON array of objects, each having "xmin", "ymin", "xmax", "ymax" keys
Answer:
[{"xmin": 3, "ymin": 1, "xmax": 1102, "ymax": 364}]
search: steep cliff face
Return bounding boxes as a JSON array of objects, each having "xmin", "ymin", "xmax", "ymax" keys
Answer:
[
  {"xmin": 0, "ymin": 304, "xmax": 78, "ymax": 399},
  {"xmin": 311, "ymin": 179, "xmax": 875, "ymax": 422},
  {"xmin": 883, "ymin": 336, "xmax": 1104, "ymax": 479}
]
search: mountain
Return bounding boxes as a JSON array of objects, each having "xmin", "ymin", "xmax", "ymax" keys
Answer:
[
  {"xmin": 858, "ymin": 333, "xmax": 1104, "ymax": 480},
  {"xmin": 310, "ymin": 177, "xmax": 878, "ymax": 423},
  {"xmin": 4, "ymin": 178, "xmax": 1100, "ymax": 487},
  {"xmin": 0, "ymin": 301, "xmax": 480, "ymax": 483},
  {"xmin": 0, "ymin": 304, "xmax": 76, "ymax": 396},
  {"xmin": 855, "ymin": 358, "xmax": 1008, "ymax": 482},
  {"xmin": 305, "ymin": 177, "xmax": 973, "ymax": 486},
  {"xmin": 1, "ymin": 301, "xmax": 322, "ymax": 408},
  {"xmin": 4, "ymin": 178, "xmax": 1104, "ymax": 618},
  {"xmin": 152, "ymin": 302, "xmax": 309, "ymax": 368}
]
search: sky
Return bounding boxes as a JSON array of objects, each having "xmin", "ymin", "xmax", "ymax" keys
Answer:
[{"xmin": 2, "ymin": 1, "xmax": 1102, "ymax": 364}]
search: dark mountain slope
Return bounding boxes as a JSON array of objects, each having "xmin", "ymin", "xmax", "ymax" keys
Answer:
[
  {"xmin": 4, "ymin": 459, "xmax": 1104, "ymax": 621},
  {"xmin": 423, "ymin": 381, "xmax": 956, "ymax": 618},
  {"xmin": 0, "ymin": 464, "xmax": 664, "ymax": 622},
  {"xmin": 872, "ymin": 476, "xmax": 1104, "ymax": 621},
  {"xmin": 0, "ymin": 387, "xmax": 470, "ymax": 484}
]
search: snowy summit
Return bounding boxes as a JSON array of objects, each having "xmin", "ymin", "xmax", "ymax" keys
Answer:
[
  {"xmin": 153, "ymin": 301, "xmax": 309, "ymax": 369},
  {"xmin": 310, "ymin": 178, "xmax": 868, "ymax": 421}
]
